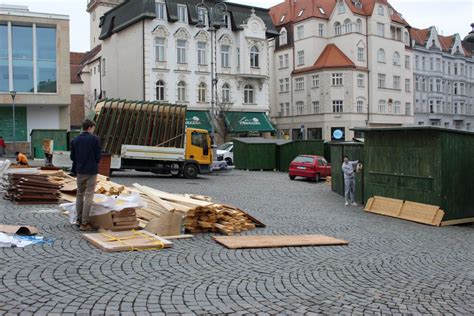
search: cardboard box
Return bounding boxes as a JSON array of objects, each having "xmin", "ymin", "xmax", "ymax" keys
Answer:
[{"xmin": 89, "ymin": 208, "xmax": 139, "ymax": 231}]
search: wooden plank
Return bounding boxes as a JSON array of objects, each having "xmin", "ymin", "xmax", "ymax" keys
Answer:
[
  {"xmin": 441, "ymin": 217, "xmax": 474, "ymax": 226},
  {"xmin": 136, "ymin": 186, "xmax": 213, "ymax": 207},
  {"xmin": 162, "ymin": 234, "xmax": 193, "ymax": 240},
  {"xmin": 82, "ymin": 230, "xmax": 173, "ymax": 252},
  {"xmin": 364, "ymin": 196, "xmax": 404, "ymax": 217},
  {"xmin": 213, "ymin": 235, "xmax": 349, "ymax": 249},
  {"xmin": 133, "ymin": 184, "xmax": 175, "ymax": 211}
]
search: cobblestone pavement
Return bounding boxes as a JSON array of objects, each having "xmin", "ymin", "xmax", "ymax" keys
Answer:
[{"xmin": 1, "ymin": 170, "xmax": 473, "ymax": 315}]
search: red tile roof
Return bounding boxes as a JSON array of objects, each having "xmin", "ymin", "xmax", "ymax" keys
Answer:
[
  {"xmin": 70, "ymin": 52, "xmax": 86, "ymax": 84},
  {"xmin": 293, "ymin": 43, "xmax": 356, "ymax": 74},
  {"xmin": 270, "ymin": 0, "xmax": 408, "ymax": 27},
  {"xmin": 410, "ymin": 27, "xmax": 459, "ymax": 53}
]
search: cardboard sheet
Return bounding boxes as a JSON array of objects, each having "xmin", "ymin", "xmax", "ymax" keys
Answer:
[
  {"xmin": 213, "ymin": 234, "xmax": 349, "ymax": 249},
  {"xmin": 0, "ymin": 225, "xmax": 39, "ymax": 235}
]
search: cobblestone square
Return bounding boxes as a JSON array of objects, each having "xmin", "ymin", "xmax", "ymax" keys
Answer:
[{"xmin": 1, "ymin": 170, "xmax": 473, "ymax": 315}]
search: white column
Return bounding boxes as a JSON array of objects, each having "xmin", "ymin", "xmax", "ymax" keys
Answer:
[
  {"xmin": 33, "ymin": 23, "xmax": 37, "ymax": 94},
  {"xmin": 7, "ymin": 22, "xmax": 13, "ymax": 91}
]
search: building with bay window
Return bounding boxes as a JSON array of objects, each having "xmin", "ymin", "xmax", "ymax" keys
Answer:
[
  {"xmin": 0, "ymin": 4, "xmax": 70, "ymax": 154},
  {"xmin": 268, "ymin": 0, "xmax": 414, "ymax": 141},
  {"xmin": 85, "ymin": 0, "xmax": 278, "ymax": 142}
]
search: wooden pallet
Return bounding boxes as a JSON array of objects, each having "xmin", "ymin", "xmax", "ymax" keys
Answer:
[{"xmin": 213, "ymin": 235, "xmax": 349, "ymax": 249}]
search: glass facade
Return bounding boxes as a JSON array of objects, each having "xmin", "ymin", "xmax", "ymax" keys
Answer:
[
  {"xmin": 0, "ymin": 24, "xmax": 8, "ymax": 92},
  {"xmin": 0, "ymin": 24, "xmax": 57, "ymax": 93},
  {"xmin": 36, "ymin": 27, "xmax": 57, "ymax": 92}
]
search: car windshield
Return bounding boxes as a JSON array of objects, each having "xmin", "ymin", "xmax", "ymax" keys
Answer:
[
  {"xmin": 218, "ymin": 143, "xmax": 233, "ymax": 151},
  {"xmin": 292, "ymin": 156, "xmax": 315, "ymax": 164}
]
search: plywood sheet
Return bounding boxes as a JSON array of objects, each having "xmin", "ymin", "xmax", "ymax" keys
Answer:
[
  {"xmin": 365, "ymin": 196, "xmax": 404, "ymax": 217},
  {"xmin": 213, "ymin": 235, "xmax": 349, "ymax": 249},
  {"xmin": 83, "ymin": 230, "xmax": 173, "ymax": 252}
]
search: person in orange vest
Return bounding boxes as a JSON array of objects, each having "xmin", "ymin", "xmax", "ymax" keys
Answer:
[{"xmin": 15, "ymin": 152, "xmax": 29, "ymax": 166}]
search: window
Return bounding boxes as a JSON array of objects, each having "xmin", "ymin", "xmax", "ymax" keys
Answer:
[
  {"xmin": 355, "ymin": 19, "xmax": 362, "ymax": 33},
  {"xmin": 296, "ymin": 101, "xmax": 304, "ymax": 115},
  {"xmin": 284, "ymin": 54, "xmax": 289, "ymax": 68},
  {"xmin": 285, "ymin": 102, "xmax": 290, "ymax": 116},
  {"xmin": 436, "ymin": 79, "xmax": 441, "ymax": 92},
  {"xmin": 394, "ymin": 101, "xmax": 401, "ymax": 114},
  {"xmin": 198, "ymin": 8, "xmax": 207, "ymax": 26},
  {"xmin": 415, "ymin": 76, "xmax": 420, "ymax": 91},
  {"xmin": 378, "ymin": 100, "xmax": 386, "ymax": 112},
  {"xmin": 318, "ymin": 7, "xmax": 325, "ymax": 15},
  {"xmin": 422, "ymin": 77, "xmax": 427, "ymax": 91},
  {"xmin": 312, "ymin": 75, "xmax": 319, "ymax": 88},
  {"xmin": 335, "ymin": 22, "xmax": 342, "ymax": 36},
  {"xmin": 405, "ymin": 79, "xmax": 411, "ymax": 92},
  {"xmin": 393, "ymin": 52, "xmax": 400, "ymax": 66},
  {"xmin": 357, "ymin": 100, "xmax": 364, "ymax": 113},
  {"xmin": 221, "ymin": 45, "xmax": 229, "ymax": 68},
  {"xmin": 222, "ymin": 83, "xmax": 230, "ymax": 103},
  {"xmin": 415, "ymin": 56, "xmax": 420, "ymax": 70},
  {"xmin": 280, "ymin": 15, "xmax": 286, "ymax": 23},
  {"xmin": 36, "ymin": 26, "xmax": 57, "ymax": 92},
  {"xmin": 358, "ymin": 47, "xmax": 365, "ymax": 61},
  {"xmin": 244, "ymin": 85, "xmax": 254, "ymax": 104},
  {"xmin": 378, "ymin": 5, "xmax": 384, "ymax": 15},
  {"xmin": 0, "ymin": 24, "xmax": 8, "ymax": 92},
  {"xmin": 404, "ymin": 32, "xmax": 409, "ymax": 45},
  {"xmin": 297, "ymin": 50, "xmax": 304, "ymax": 66},
  {"xmin": 393, "ymin": 76, "xmax": 401, "ymax": 89},
  {"xmin": 191, "ymin": 131, "xmax": 207, "ymax": 147},
  {"xmin": 332, "ymin": 100, "xmax": 343, "ymax": 113},
  {"xmin": 177, "ymin": 39, "xmax": 187, "ymax": 64},
  {"xmin": 422, "ymin": 57, "xmax": 426, "ymax": 71},
  {"xmin": 344, "ymin": 19, "xmax": 352, "ymax": 33},
  {"xmin": 332, "ymin": 73, "xmax": 343, "ymax": 86},
  {"xmin": 405, "ymin": 103, "xmax": 411, "ymax": 116},
  {"xmin": 454, "ymin": 63, "xmax": 458, "ymax": 75},
  {"xmin": 279, "ymin": 55, "xmax": 284, "ymax": 68},
  {"xmin": 279, "ymin": 79, "xmax": 284, "ymax": 92},
  {"xmin": 155, "ymin": 37, "xmax": 165, "ymax": 62},
  {"xmin": 177, "ymin": 81, "xmax": 186, "ymax": 102},
  {"xmin": 279, "ymin": 29, "xmax": 287, "ymax": 45},
  {"xmin": 429, "ymin": 57, "xmax": 434, "ymax": 71},
  {"xmin": 318, "ymin": 23, "xmax": 324, "ymax": 37},
  {"xmin": 436, "ymin": 58, "xmax": 441, "ymax": 72},
  {"xmin": 357, "ymin": 74, "xmax": 364, "ymax": 87},
  {"xmin": 429, "ymin": 100, "xmax": 434, "ymax": 113},
  {"xmin": 454, "ymin": 82, "xmax": 458, "ymax": 95},
  {"xmin": 313, "ymin": 101, "xmax": 320, "ymax": 113},
  {"xmin": 405, "ymin": 55, "xmax": 410, "ymax": 69},
  {"xmin": 377, "ymin": 49, "xmax": 385, "ymax": 63},
  {"xmin": 177, "ymin": 5, "xmax": 187, "ymax": 23},
  {"xmin": 448, "ymin": 62, "xmax": 451, "ymax": 74},
  {"xmin": 237, "ymin": 48, "xmax": 240, "ymax": 68},
  {"xmin": 12, "ymin": 25, "xmax": 34, "ymax": 93},
  {"xmin": 102, "ymin": 58, "xmax": 106, "ymax": 76},
  {"xmin": 198, "ymin": 83, "xmax": 206, "ymax": 103},
  {"xmin": 156, "ymin": 80, "xmax": 165, "ymax": 101},
  {"xmin": 295, "ymin": 78, "xmax": 304, "ymax": 91},
  {"xmin": 197, "ymin": 42, "xmax": 207, "ymax": 65},
  {"xmin": 250, "ymin": 46, "xmax": 259, "ymax": 68},
  {"xmin": 297, "ymin": 25, "xmax": 304, "ymax": 39},
  {"xmin": 377, "ymin": 23, "xmax": 385, "ymax": 37},
  {"xmin": 155, "ymin": 2, "xmax": 165, "ymax": 20},
  {"xmin": 337, "ymin": 0, "xmax": 345, "ymax": 13},
  {"xmin": 284, "ymin": 78, "xmax": 289, "ymax": 92},
  {"xmin": 378, "ymin": 74, "xmax": 386, "ymax": 88}
]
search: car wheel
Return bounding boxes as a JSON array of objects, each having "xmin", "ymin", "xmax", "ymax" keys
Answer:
[
  {"xmin": 289, "ymin": 175, "xmax": 296, "ymax": 180},
  {"xmin": 225, "ymin": 158, "xmax": 233, "ymax": 166},
  {"xmin": 315, "ymin": 173, "xmax": 320, "ymax": 182},
  {"xmin": 183, "ymin": 164, "xmax": 199, "ymax": 179}
]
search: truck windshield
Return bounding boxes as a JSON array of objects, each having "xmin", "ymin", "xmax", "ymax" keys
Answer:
[{"xmin": 191, "ymin": 132, "xmax": 207, "ymax": 148}]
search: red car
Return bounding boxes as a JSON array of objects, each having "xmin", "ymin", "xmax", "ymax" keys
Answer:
[{"xmin": 288, "ymin": 155, "xmax": 331, "ymax": 182}]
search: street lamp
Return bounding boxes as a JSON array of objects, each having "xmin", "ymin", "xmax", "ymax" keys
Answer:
[
  {"xmin": 9, "ymin": 90, "xmax": 16, "ymax": 152},
  {"xmin": 196, "ymin": 0, "xmax": 228, "ymax": 144}
]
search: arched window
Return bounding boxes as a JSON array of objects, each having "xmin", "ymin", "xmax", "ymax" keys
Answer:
[
  {"xmin": 393, "ymin": 52, "xmax": 400, "ymax": 66},
  {"xmin": 198, "ymin": 82, "xmax": 206, "ymax": 103},
  {"xmin": 244, "ymin": 84, "xmax": 254, "ymax": 104},
  {"xmin": 344, "ymin": 19, "xmax": 352, "ymax": 33},
  {"xmin": 156, "ymin": 80, "xmax": 165, "ymax": 101},
  {"xmin": 378, "ymin": 5, "xmax": 384, "ymax": 15},
  {"xmin": 177, "ymin": 81, "xmax": 186, "ymax": 102},
  {"xmin": 250, "ymin": 46, "xmax": 259, "ymax": 68},
  {"xmin": 222, "ymin": 83, "xmax": 231, "ymax": 103},
  {"xmin": 334, "ymin": 22, "xmax": 342, "ymax": 36},
  {"xmin": 355, "ymin": 19, "xmax": 362, "ymax": 33},
  {"xmin": 279, "ymin": 29, "xmax": 287, "ymax": 46},
  {"xmin": 377, "ymin": 49, "xmax": 386, "ymax": 63}
]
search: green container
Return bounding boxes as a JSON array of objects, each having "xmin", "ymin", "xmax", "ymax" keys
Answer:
[
  {"xmin": 233, "ymin": 138, "xmax": 288, "ymax": 170},
  {"xmin": 30, "ymin": 129, "xmax": 68, "ymax": 159},
  {"xmin": 330, "ymin": 142, "xmax": 365, "ymax": 204},
  {"xmin": 277, "ymin": 140, "xmax": 325, "ymax": 172},
  {"xmin": 355, "ymin": 126, "xmax": 474, "ymax": 222},
  {"xmin": 67, "ymin": 130, "xmax": 81, "ymax": 150}
]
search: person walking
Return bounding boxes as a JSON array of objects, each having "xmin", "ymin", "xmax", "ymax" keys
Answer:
[
  {"xmin": 70, "ymin": 119, "xmax": 102, "ymax": 231},
  {"xmin": 0, "ymin": 136, "xmax": 5, "ymax": 157},
  {"xmin": 342, "ymin": 155, "xmax": 359, "ymax": 207}
]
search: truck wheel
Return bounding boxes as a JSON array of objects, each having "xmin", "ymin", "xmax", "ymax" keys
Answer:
[{"xmin": 183, "ymin": 164, "xmax": 198, "ymax": 179}]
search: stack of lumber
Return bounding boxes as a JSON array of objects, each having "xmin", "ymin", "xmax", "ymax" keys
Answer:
[
  {"xmin": 4, "ymin": 174, "xmax": 61, "ymax": 204},
  {"xmin": 133, "ymin": 183, "xmax": 264, "ymax": 235}
]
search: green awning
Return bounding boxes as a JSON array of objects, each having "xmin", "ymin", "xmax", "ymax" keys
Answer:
[
  {"xmin": 224, "ymin": 112, "xmax": 276, "ymax": 133},
  {"xmin": 186, "ymin": 110, "xmax": 213, "ymax": 131}
]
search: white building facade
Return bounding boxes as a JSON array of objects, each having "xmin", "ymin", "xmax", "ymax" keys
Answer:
[
  {"xmin": 269, "ymin": 0, "xmax": 414, "ymax": 141},
  {"xmin": 411, "ymin": 26, "xmax": 474, "ymax": 130},
  {"xmin": 87, "ymin": 0, "xmax": 278, "ymax": 142}
]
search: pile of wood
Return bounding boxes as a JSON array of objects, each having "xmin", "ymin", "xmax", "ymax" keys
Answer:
[
  {"xmin": 4, "ymin": 174, "xmax": 61, "ymax": 204},
  {"xmin": 133, "ymin": 184, "xmax": 264, "ymax": 235}
]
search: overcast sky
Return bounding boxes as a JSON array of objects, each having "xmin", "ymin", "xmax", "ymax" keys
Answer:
[{"xmin": 0, "ymin": 0, "xmax": 472, "ymax": 52}]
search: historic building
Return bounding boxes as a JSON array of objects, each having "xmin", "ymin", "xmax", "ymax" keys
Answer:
[
  {"xmin": 85, "ymin": 0, "xmax": 278, "ymax": 141},
  {"xmin": 0, "ymin": 4, "xmax": 70, "ymax": 153},
  {"xmin": 410, "ymin": 25, "xmax": 474, "ymax": 130},
  {"xmin": 269, "ymin": 0, "xmax": 414, "ymax": 141}
]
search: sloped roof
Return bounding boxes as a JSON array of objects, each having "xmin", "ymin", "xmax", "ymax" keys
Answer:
[
  {"xmin": 293, "ymin": 43, "xmax": 356, "ymax": 74},
  {"xmin": 439, "ymin": 35, "xmax": 455, "ymax": 52},
  {"xmin": 70, "ymin": 52, "xmax": 86, "ymax": 84},
  {"xmin": 410, "ymin": 27, "xmax": 460, "ymax": 54}
]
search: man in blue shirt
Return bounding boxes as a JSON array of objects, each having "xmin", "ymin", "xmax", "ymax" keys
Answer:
[{"xmin": 70, "ymin": 119, "xmax": 102, "ymax": 231}]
